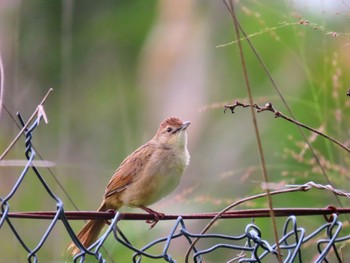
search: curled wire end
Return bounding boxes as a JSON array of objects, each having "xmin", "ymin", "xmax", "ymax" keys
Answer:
[{"xmin": 323, "ymin": 206, "xmax": 338, "ymax": 223}]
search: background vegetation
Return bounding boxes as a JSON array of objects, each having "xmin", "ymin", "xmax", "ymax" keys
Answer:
[{"xmin": 1, "ymin": 0, "xmax": 350, "ymax": 261}]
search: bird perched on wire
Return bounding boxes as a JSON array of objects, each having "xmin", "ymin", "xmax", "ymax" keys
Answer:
[{"xmin": 67, "ymin": 117, "xmax": 191, "ymax": 256}]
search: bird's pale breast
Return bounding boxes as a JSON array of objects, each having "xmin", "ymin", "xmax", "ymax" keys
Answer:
[{"xmin": 121, "ymin": 145, "xmax": 189, "ymax": 207}]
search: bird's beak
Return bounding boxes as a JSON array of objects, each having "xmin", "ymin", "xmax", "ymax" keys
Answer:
[{"xmin": 181, "ymin": 121, "xmax": 191, "ymax": 130}]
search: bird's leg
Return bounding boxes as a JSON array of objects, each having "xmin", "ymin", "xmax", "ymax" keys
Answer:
[{"xmin": 139, "ymin": 205, "xmax": 165, "ymax": 229}]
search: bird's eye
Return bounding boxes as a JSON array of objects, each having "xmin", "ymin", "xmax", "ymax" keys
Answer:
[{"xmin": 166, "ymin": 127, "xmax": 173, "ymax": 133}]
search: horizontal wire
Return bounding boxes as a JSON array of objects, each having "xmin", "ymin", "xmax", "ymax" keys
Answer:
[{"xmin": 3, "ymin": 207, "xmax": 348, "ymax": 221}]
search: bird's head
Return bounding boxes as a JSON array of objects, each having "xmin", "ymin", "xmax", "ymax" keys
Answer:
[{"xmin": 154, "ymin": 117, "xmax": 190, "ymax": 148}]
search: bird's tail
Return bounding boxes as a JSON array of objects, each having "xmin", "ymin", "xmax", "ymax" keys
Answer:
[{"xmin": 66, "ymin": 201, "xmax": 110, "ymax": 257}]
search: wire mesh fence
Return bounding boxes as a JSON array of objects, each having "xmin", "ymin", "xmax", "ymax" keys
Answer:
[{"xmin": 1, "ymin": 106, "xmax": 350, "ymax": 262}]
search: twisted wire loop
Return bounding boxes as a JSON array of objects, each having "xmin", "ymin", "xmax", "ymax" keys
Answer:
[
  {"xmin": 2, "ymin": 111, "xmax": 350, "ymax": 262},
  {"xmin": 73, "ymin": 213, "xmax": 122, "ymax": 263}
]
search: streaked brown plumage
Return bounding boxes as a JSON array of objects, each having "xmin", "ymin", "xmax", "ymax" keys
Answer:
[{"xmin": 67, "ymin": 117, "xmax": 190, "ymax": 256}]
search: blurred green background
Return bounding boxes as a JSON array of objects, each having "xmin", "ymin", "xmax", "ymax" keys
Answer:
[{"xmin": 1, "ymin": 0, "xmax": 350, "ymax": 262}]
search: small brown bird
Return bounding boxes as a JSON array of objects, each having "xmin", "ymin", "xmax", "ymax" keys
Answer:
[{"xmin": 67, "ymin": 117, "xmax": 190, "ymax": 256}]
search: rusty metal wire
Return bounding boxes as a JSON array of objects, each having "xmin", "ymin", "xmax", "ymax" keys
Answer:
[{"xmin": 2, "ymin": 110, "xmax": 350, "ymax": 262}]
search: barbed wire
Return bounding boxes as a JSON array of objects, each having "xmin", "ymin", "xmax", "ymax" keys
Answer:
[
  {"xmin": 1, "ymin": 107, "xmax": 350, "ymax": 262},
  {"xmin": 223, "ymin": 101, "xmax": 350, "ymax": 155}
]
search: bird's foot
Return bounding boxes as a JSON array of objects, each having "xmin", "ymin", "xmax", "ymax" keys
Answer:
[{"xmin": 139, "ymin": 205, "xmax": 165, "ymax": 229}]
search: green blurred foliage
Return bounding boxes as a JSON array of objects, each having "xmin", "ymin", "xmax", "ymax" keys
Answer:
[{"xmin": 1, "ymin": 0, "xmax": 350, "ymax": 261}]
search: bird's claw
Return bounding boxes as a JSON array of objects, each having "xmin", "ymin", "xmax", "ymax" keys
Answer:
[
  {"xmin": 138, "ymin": 205, "xmax": 165, "ymax": 229},
  {"xmin": 146, "ymin": 211, "xmax": 165, "ymax": 229}
]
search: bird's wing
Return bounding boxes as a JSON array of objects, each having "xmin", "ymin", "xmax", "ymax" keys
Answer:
[{"xmin": 104, "ymin": 142, "xmax": 155, "ymax": 198}]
